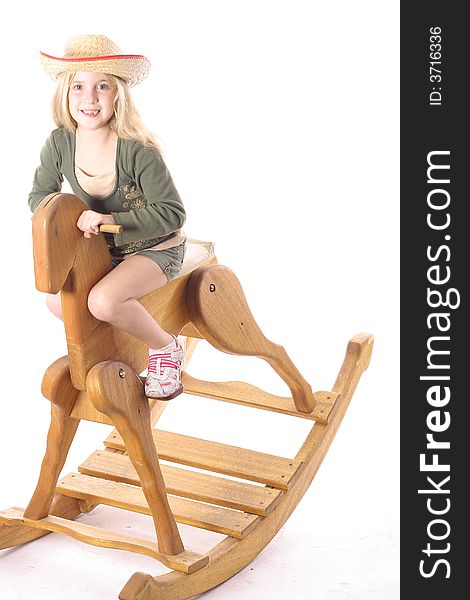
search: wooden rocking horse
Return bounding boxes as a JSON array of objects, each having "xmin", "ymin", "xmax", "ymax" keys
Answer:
[{"xmin": 0, "ymin": 192, "xmax": 373, "ymax": 598}]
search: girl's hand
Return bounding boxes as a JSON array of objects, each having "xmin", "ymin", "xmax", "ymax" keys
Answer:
[{"xmin": 76, "ymin": 210, "xmax": 115, "ymax": 239}]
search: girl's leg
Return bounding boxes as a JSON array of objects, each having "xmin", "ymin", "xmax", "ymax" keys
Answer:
[
  {"xmin": 46, "ymin": 292, "xmax": 63, "ymax": 320},
  {"xmin": 87, "ymin": 255, "xmax": 173, "ymax": 349}
]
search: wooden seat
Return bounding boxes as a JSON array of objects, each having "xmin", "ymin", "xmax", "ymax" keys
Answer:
[{"xmin": 0, "ymin": 192, "xmax": 373, "ymax": 599}]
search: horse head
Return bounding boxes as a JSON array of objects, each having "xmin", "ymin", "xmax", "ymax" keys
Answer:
[{"xmin": 32, "ymin": 193, "xmax": 87, "ymax": 294}]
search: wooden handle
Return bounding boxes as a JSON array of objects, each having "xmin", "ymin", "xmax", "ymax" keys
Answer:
[{"xmin": 99, "ymin": 224, "xmax": 123, "ymax": 234}]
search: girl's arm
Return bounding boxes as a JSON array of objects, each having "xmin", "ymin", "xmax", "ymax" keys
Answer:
[
  {"xmin": 28, "ymin": 132, "xmax": 64, "ymax": 213},
  {"xmin": 111, "ymin": 144, "xmax": 186, "ymax": 247}
]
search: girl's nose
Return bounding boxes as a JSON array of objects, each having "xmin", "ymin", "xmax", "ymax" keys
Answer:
[{"xmin": 83, "ymin": 87, "xmax": 98, "ymax": 103}]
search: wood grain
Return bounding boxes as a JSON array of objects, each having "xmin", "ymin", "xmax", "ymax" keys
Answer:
[
  {"xmin": 79, "ymin": 450, "xmax": 282, "ymax": 516},
  {"xmin": 57, "ymin": 473, "xmax": 260, "ymax": 539},
  {"xmin": 104, "ymin": 429, "xmax": 301, "ymax": 490}
]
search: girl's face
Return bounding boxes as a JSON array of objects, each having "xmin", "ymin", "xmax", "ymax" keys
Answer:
[{"xmin": 68, "ymin": 71, "xmax": 115, "ymax": 131}]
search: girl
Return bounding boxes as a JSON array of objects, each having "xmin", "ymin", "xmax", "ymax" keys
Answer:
[{"xmin": 29, "ymin": 34, "xmax": 186, "ymax": 399}]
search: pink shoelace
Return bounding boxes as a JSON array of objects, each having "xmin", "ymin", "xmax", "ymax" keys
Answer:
[{"xmin": 147, "ymin": 351, "xmax": 181, "ymax": 377}]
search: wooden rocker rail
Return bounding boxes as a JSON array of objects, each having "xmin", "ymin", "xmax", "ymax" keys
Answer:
[{"xmin": 0, "ymin": 192, "xmax": 373, "ymax": 599}]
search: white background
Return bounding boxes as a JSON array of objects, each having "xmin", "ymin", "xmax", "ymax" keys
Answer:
[{"xmin": 0, "ymin": 1, "xmax": 399, "ymax": 598}]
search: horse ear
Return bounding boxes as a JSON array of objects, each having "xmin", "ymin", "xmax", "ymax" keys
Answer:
[{"xmin": 32, "ymin": 193, "xmax": 86, "ymax": 293}]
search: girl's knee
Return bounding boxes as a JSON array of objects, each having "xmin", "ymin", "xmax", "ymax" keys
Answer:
[{"xmin": 87, "ymin": 286, "xmax": 121, "ymax": 323}]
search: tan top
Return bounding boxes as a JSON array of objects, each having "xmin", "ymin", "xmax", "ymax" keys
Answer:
[
  {"xmin": 75, "ymin": 166, "xmax": 116, "ymax": 197},
  {"xmin": 75, "ymin": 165, "xmax": 186, "ymax": 252}
]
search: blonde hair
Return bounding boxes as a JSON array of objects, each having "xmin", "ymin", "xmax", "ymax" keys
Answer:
[{"xmin": 52, "ymin": 72, "xmax": 161, "ymax": 151}]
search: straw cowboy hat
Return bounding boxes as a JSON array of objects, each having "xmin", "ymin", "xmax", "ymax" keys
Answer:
[{"xmin": 40, "ymin": 34, "xmax": 150, "ymax": 87}]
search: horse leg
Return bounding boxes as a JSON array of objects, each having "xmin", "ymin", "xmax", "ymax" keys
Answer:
[
  {"xmin": 24, "ymin": 357, "xmax": 80, "ymax": 520},
  {"xmin": 186, "ymin": 264, "xmax": 315, "ymax": 413},
  {"xmin": 86, "ymin": 360, "xmax": 184, "ymax": 557}
]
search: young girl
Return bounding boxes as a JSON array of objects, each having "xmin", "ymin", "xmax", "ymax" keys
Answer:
[{"xmin": 29, "ymin": 34, "xmax": 186, "ymax": 399}]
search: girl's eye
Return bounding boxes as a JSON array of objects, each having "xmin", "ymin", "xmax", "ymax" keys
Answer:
[
  {"xmin": 72, "ymin": 84, "xmax": 82, "ymax": 91},
  {"xmin": 98, "ymin": 83, "xmax": 109, "ymax": 91}
]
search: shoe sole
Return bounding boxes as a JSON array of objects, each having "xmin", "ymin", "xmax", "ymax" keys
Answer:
[{"xmin": 139, "ymin": 376, "xmax": 184, "ymax": 401}]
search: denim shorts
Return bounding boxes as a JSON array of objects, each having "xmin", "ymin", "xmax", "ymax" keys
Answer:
[{"xmin": 111, "ymin": 241, "xmax": 186, "ymax": 282}]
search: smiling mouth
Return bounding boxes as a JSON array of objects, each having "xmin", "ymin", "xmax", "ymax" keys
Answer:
[{"xmin": 81, "ymin": 109, "xmax": 101, "ymax": 117}]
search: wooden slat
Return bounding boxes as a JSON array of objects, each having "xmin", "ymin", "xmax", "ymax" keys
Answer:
[
  {"xmin": 105, "ymin": 429, "xmax": 301, "ymax": 490},
  {"xmin": 0, "ymin": 507, "xmax": 208, "ymax": 574},
  {"xmin": 79, "ymin": 451, "xmax": 281, "ymax": 516},
  {"xmin": 57, "ymin": 473, "xmax": 260, "ymax": 539},
  {"xmin": 181, "ymin": 373, "xmax": 319, "ymax": 420}
]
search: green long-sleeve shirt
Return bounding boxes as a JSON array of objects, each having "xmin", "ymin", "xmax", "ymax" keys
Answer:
[{"xmin": 28, "ymin": 127, "xmax": 185, "ymax": 257}]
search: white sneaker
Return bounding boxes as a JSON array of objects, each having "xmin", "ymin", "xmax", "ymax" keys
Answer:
[{"xmin": 145, "ymin": 335, "xmax": 185, "ymax": 399}]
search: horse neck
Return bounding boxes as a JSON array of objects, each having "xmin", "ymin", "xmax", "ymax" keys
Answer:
[{"xmin": 60, "ymin": 234, "xmax": 113, "ymax": 346}]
